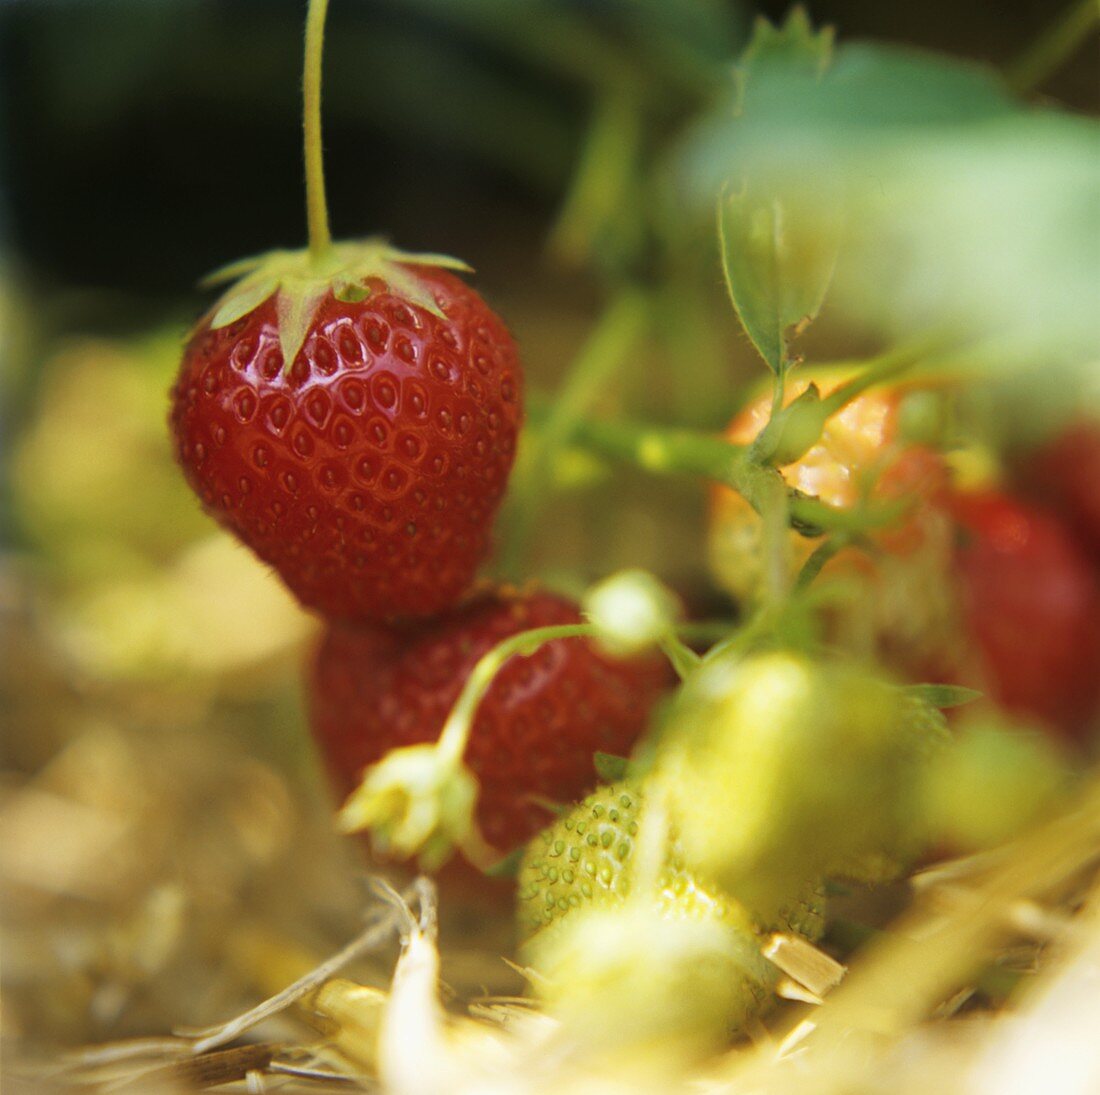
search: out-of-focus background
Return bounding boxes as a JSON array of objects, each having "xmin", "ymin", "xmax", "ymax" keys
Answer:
[{"xmin": 1, "ymin": 0, "xmax": 1097, "ymax": 1075}]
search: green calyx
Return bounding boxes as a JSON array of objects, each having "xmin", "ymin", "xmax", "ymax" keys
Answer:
[{"xmin": 199, "ymin": 239, "xmax": 473, "ymax": 371}]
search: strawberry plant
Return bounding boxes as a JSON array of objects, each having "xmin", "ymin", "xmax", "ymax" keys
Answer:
[
  {"xmin": 162, "ymin": 1, "xmax": 1098, "ymax": 1071},
  {"xmin": 7, "ymin": 0, "xmax": 1100, "ymax": 1087}
]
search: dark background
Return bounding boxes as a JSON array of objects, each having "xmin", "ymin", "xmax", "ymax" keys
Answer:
[{"xmin": 1, "ymin": 0, "xmax": 1095, "ymax": 315}]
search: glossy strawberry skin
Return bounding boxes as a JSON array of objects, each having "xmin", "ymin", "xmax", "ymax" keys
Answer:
[
  {"xmin": 950, "ymin": 490, "xmax": 1100, "ymax": 741},
  {"xmin": 308, "ymin": 591, "xmax": 672, "ymax": 855},
  {"xmin": 170, "ymin": 269, "xmax": 522, "ymax": 621}
]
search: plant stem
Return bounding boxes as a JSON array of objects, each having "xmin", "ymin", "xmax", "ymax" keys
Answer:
[
  {"xmin": 1007, "ymin": 0, "xmax": 1099, "ymax": 95},
  {"xmin": 759, "ymin": 466, "xmax": 792, "ymax": 606},
  {"xmin": 550, "ymin": 86, "xmax": 642, "ymax": 265},
  {"xmin": 435, "ymin": 624, "xmax": 594, "ymax": 766},
  {"xmin": 658, "ymin": 636, "xmax": 702, "ymax": 680},
  {"xmin": 793, "ymin": 535, "xmax": 850, "ymax": 593},
  {"xmin": 303, "ymin": 0, "xmax": 333, "ymax": 261},
  {"xmin": 816, "ymin": 342, "xmax": 930, "ymax": 419},
  {"xmin": 436, "ymin": 614, "xmax": 720, "ymax": 766},
  {"xmin": 566, "ymin": 415, "xmax": 898, "ymax": 536}
]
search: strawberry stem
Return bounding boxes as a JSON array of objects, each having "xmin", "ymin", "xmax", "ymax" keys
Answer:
[
  {"xmin": 303, "ymin": 0, "xmax": 333, "ymax": 262},
  {"xmin": 435, "ymin": 614, "xmax": 715, "ymax": 767},
  {"xmin": 792, "ymin": 534, "xmax": 850, "ymax": 593},
  {"xmin": 435, "ymin": 624, "xmax": 593, "ymax": 767},
  {"xmin": 658, "ymin": 637, "xmax": 702, "ymax": 680}
]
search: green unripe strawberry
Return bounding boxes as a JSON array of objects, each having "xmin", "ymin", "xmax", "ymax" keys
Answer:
[
  {"xmin": 831, "ymin": 692, "xmax": 952, "ymax": 884},
  {"xmin": 518, "ymin": 784, "xmax": 780, "ymax": 1055},
  {"xmin": 516, "ymin": 782, "xmax": 826, "ymax": 943},
  {"xmin": 652, "ymin": 653, "xmax": 950, "ymax": 918},
  {"xmin": 920, "ymin": 718, "xmax": 1071, "ymax": 853},
  {"xmin": 526, "ymin": 902, "xmax": 773, "ymax": 1059}
]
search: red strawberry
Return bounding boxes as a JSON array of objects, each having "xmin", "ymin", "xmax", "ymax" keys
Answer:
[
  {"xmin": 949, "ymin": 489, "xmax": 1100, "ymax": 741},
  {"xmin": 308, "ymin": 589, "xmax": 671, "ymax": 855},
  {"xmin": 169, "ymin": 245, "xmax": 522, "ymax": 620},
  {"xmin": 1025, "ymin": 420, "xmax": 1100, "ymax": 560}
]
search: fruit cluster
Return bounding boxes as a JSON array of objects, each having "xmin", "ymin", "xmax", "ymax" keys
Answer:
[
  {"xmin": 710, "ymin": 374, "xmax": 1100, "ymax": 745},
  {"xmin": 162, "ymin": 0, "xmax": 1098, "ymax": 1061},
  {"xmin": 170, "ymin": 247, "xmax": 671, "ymax": 863},
  {"xmin": 503, "ymin": 389, "xmax": 1097, "ymax": 1049}
]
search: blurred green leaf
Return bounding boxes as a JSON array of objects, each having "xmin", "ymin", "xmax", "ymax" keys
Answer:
[
  {"xmin": 736, "ymin": 6, "xmax": 833, "ymax": 107},
  {"xmin": 718, "ymin": 180, "xmax": 841, "ymax": 373},
  {"xmin": 690, "ymin": 31, "xmax": 1100, "ymax": 382},
  {"xmin": 594, "ymin": 751, "xmax": 630, "ymax": 782},
  {"xmin": 718, "ymin": 11, "xmax": 839, "ymax": 372}
]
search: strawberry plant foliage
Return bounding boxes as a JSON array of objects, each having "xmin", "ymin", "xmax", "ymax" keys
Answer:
[
  {"xmin": 718, "ymin": 10, "xmax": 840, "ymax": 375},
  {"xmin": 695, "ymin": 12, "xmax": 1098, "ymax": 379}
]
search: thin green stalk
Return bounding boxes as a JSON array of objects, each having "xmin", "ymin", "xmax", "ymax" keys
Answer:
[
  {"xmin": 770, "ymin": 360, "xmax": 788, "ymax": 420},
  {"xmin": 701, "ymin": 607, "xmax": 777, "ymax": 664},
  {"xmin": 1007, "ymin": 0, "xmax": 1099, "ymax": 95},
  {"xmin": 550, "ymin": 85, "xmax": 642, "ymax": 264},
  {"xmin": 793, "ymin": 535, "xmax": 850, "ymax": 594},
  {"xmin": 816, "ymin": 343, "xmax": 929, "ymax": 419},
  {"xmin": 566, "ymin": 415, "xmax": 901, "ymax": 536},
  {"xmin": 437, "ymin": 614, "xmax": 724, "ymax": 766},
  {"xmin": 435, "ymin": 624, "xmax": 593, "ymax": 766},
  {"xmin": 658, "ymin": 636, "xmax": 702, "ymax": 681},
  {"xmin": 303, "ymin": 0, "xmax": 333, "ymax": 261},
  {"xmin": 757, "ymin": 460, "xmax": 792, "ymax": 607}
]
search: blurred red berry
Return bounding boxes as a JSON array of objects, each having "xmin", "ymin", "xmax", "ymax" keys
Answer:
[
  {"xmin": 950, "ymin": 489, "xmax": 1100, "ymax": 742},
  {"xmin": 308, "ymin": 590, "xmax": 672, "ymax": 855}
]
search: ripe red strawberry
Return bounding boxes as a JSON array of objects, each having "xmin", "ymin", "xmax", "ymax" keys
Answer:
[
  {"xmin": 949, "ymin": 489, "xmax": 1100, "ymax": 741},
  {"xmin": 1024, "ymin": 420, "xmax": 1100, "ymax": 560},
  {"xmin": 170, "ymin": 246, "xmax": 522, "ymax": 620},
  {"xmin": 308, "ymin": 589, "xmax": 671, "ymax": 855}
]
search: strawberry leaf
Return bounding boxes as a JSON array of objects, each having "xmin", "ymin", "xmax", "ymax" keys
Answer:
[
  {"xmin": 718, "ymin": 10, "xmax": 840, "ymax": 373},
  {"xmin": 210, "ymin": 277, "xmax": 279, "ymax": 329},
  {"xmin": 594, "ymin": 751, "xmax": 630, "ymax": 782},
  {"xmin": 275, "ymin": 277, "xmax": 329, "ymax": 371},
  {"xmin": 484, "ymin": 847, "xmax": 524, "ymax": 878},
  {"xmin": 719, "ymin": 183, "xmax": 841, "ymax": 374}
]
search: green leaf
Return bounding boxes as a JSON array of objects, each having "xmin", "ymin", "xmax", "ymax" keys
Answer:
[
  {"xmin": 718, "ymin": 180, "xmax": 841, "ymax": 373},
  {"xmin": 198, "ymin": 238, "xmax": 478, "ymax": 374},
  {"xmin": 273, "ymin": 278, "xmax": 328, "ymax": 369},
  {"xmin": 717, "ymin": 10, "xmax": 840, "ymax": 372},
  {"xmin": 689, "ymin": 24, "xmax": 1099, "ymax": 385},
  {"xmin": 198, "ymin": 251, "xmax": 271, "ymax": 290},
  {"xmin": 736, "ymin": 6, "xmax": 833, "ymax": 110},
  {"xmin": 593, "ymin": 751, "xmax": 630, "ymax": 782},
  {"xmin": 484, "ymin": 846, "xmax": 524, "ymax": 878},
  {"xmin": 904, "ymin": 684, "xmax": 984, "ymax": 709},
  {"xmin": 210, "ymin": 277, "xmax": 279, "ymax": 329},
  {"xmin": 332, "ymin": 279, "xmax": 372, "ymax": 304}
]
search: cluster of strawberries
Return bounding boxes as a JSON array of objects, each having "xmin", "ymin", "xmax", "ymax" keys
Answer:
[
  {"xmin": 169, "ymin": 258, "xmax": 669, "ymax": 861},
  {"xmin": 711, "ymin": 375, "xmax": 1100, "ymax": 745}
]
